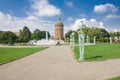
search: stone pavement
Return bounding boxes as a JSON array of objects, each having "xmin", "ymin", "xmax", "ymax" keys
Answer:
[{"xmin": 0, "ymin": 45, "xmax": 120, "ymax": 80}]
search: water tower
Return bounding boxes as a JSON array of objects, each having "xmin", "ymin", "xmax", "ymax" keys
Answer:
[{"xmin": 54, "ymin": 17, "xmax": 64, "ymax": 40}]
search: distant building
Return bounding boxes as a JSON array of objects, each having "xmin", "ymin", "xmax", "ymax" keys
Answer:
[
  {"xmin": 54, "ymin": 17, "xmax": 64, "ymax": 40},
  {"xmin": 13, "ymin": 32, "xmax": 20, "ymax": 36},
  {"xmin": 114, "ymin": 36, "xmax": 120, "ymax": 42}
]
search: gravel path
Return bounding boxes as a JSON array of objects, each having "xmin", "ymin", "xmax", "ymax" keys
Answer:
[{"xmin": 0, "ymin": 45, "xmax": 120, "ymax": 80}]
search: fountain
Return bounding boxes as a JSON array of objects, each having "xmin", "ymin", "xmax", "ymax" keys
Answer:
[{"xmin": 28, "ymin": 31, "xmax": 64, "ymax": 46}]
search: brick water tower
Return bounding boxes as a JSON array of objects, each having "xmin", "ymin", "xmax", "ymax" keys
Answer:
[{"xmin": 54, "ymin": 17, "xmax": 64, "ymax": 40}]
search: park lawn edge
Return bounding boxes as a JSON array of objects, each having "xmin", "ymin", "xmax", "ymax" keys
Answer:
[
  {"xmin": 107, "ymin": 76, "xmax": 120, "ymax": 80},
  {"xmin": 0, "ymin": 47, "xmax": 48, "ymax": 65},
  {"xmin": 72, "ymin": 43, "xmax": 120, "ymax": 62},
  {"xmin": 70, "ymin": 46, "xmax": 80, "ymax": 62}
]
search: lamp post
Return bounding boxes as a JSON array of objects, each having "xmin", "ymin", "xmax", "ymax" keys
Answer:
[{"xmin": 78, "ymin": 21, "xmax": 84, "ymax": 61}]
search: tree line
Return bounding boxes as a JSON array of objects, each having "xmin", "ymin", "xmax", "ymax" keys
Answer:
[
  {"xmin": 65, "ymin": 27, "xmax": 120, "ymax": 43},
  {"xmin": 0, "ymin": 26, "xmax": 50, "ymax": 45}
]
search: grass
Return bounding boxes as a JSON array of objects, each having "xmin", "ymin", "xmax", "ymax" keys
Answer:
[
  {"xmin": 0, "ymin": 47, "xmax": 47, "ymax": 65},
  {"xmin": 73, "ymin": 43, "xmax": 120, "ymax": 61},
  {"xmin": 107, "ymin": 76, "xmax": 120, "ymax": 80}
]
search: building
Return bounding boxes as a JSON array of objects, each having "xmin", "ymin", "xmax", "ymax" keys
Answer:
[
  {"xmin": 13, "ymin": 32, "xmax": 20, "ymax": 37},
  {"xmin": 54, "ymin": 17, "xmax": 64, "ymax": 40}
]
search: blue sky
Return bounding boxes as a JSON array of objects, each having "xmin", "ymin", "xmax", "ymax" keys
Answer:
[{"xmin": 0, "ymin": 0, "xmax": 120, "ymax": 35}]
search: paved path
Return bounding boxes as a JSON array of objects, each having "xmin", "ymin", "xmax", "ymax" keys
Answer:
[{"xmin": 0, "ymin": 45, "xmax": 120, "ymax": 80}]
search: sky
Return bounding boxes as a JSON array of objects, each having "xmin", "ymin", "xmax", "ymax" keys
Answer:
[{"xmin": 0, "ymin": 0, "xmax": 120, "ymax": 36}]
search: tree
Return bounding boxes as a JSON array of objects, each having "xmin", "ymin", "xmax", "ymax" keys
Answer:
[
  {"xmin": 31, "ymin": 29, "xmax": 50, "ymax": 40},
  {"xmin": 0, "ymin": 31, "xmax": 17, "ymax": 44},
  {"xmin": 19, "ymin": 26, "xmax": 31, "ymax": 42},
  {"xmin": 83, "ymin": 27, "xmax": 109, "ymax": 42},
  {"xmin": 65, "ymin": 27, "xmax": 110, "ymax": 43},
  {"xmin": 65, "ymin": 30, "xmax": 74, "ymax": 42},
  {"xmin": 31, "ymin": 29, "xmax": 41, "ymax": 40},
  {"xmin": 0, "ymin": 31, "xmax": 3, "ymax": 34},
  {"xmin": 116, "ymin": 31, "xmax": 120, "ymax": 40}
]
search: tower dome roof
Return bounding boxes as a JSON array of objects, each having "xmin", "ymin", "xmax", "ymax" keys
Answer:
[{"xmin": 55, "ymin": 17, "xmax": 64, "ymax": 26}]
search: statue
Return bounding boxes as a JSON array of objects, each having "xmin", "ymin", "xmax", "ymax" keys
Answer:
[{"xmin": 78, "ymin": 21, "xmax": 84, "ymax": 61}]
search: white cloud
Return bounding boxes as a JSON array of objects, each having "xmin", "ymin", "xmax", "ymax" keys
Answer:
[
  {"xmin": 0, "ymin": 11, "xmax": 55, "ymax": 35},
  {"xmin": 105, "ymin": 14, "xmax": 120, "ymax": 19},
  {"xmin": 67, "ymin": 17, "xmax": 74, "ymax": 21},
  {"xmin": 113, "ymin": 29, "xmax": 120, "ymax": 32},
  {"xmin": 0, "ymin": 11, "xmax": 71, "ymax": 37},
  {"xmin": 80, "ymin": 14, "xmax": 86, "ymax": 17},
  {"xmin": 0, "ymin": 0, "xmax": 63, "ymax": 36},
  {"xmin": 94, "ymin": 3, "xmax": 118, "ymax": 13},
  {"xmin": 90, "ymin": 19, "xmax": 96, "ymax": 22},
  {"xmin": 0, "ymin": 12, "xmax": 14, "ymax": 21},
  {"xmin": 65, "ymin": 1, "xmax": 73, "ymax": 7},
  {"xmin": 30, "ymin": 0, "xmax": 61, "ymax": 17},
  {"xmin": 71, "ymin": 18, "xmax": 104, "ymax": 31},
  {"xmin": 98, "ymin": 22, "xmax": 104, "ymax": 28}
]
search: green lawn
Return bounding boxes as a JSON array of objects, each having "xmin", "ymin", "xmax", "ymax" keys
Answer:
[
  {"xmin": 73, "ymin": 43, "xmax": 120, "ymax": 61},
  {"xmin": 0, "ymin": 47, "xmax": 47, "ymax": 65},
  {"xmin": 107, "ymin": 76, "xmax": 120, "ymax": 80}
]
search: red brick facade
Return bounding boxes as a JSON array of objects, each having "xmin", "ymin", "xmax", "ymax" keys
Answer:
[{"xmin": 54, "ymin": 18, "xmax": 64, "ymax": 40}]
